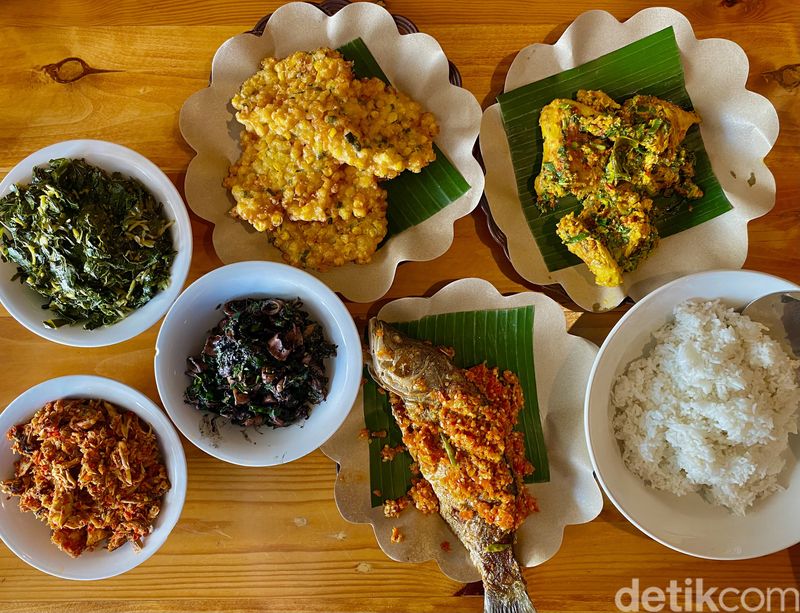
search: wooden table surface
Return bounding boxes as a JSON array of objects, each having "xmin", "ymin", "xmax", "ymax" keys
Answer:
[{"xmin": 0, "ymin": 1, "xmax": 798, "ymax": 611}]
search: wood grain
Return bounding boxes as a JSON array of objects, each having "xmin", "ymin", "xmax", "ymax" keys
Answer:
[{"xmin": 0, "ymin": 1, "xmax": 798, "ymax": 612}]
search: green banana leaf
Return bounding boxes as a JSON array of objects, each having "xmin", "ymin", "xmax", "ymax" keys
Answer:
[{"xmin": 338, "ymin": 38, "xmax": 470, "ymax": 236}]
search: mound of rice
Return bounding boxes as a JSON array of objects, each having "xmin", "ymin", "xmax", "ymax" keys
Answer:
[{"xmin": 612, "ymin": 299, "xmax": 800, "ymax": 515}]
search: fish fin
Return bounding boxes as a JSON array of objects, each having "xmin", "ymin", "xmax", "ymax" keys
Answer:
[{"xmin": 484, "ymin": 580, "xmax": 537, "ymax": 613}]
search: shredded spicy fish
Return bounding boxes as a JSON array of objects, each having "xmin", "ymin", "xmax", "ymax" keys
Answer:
[{"xmin": 0, "ymin": 399, "xmax": 170, "ymax": 557}]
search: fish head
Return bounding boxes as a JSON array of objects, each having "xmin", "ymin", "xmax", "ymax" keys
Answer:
[{"xmin": 368, "ymin": 318, "xmax": 456, "ymax": 402}]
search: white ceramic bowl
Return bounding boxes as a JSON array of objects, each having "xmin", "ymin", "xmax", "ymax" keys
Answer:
[
  {"xmin": 586, "ymin": 270, "xmax": 800, "ymax": 559},
  {"xmin": 154, "ymin": 261, "xmax": 362, "ymax": 466},
  {"xmin": 0, "ymin": 140, "xmax": 192, "ymax": 347},
  {"xmin": 0, "ymin": 375, "xmax": 187, "ymax": 580}
]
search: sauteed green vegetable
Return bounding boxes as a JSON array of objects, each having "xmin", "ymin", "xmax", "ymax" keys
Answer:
[{"xmin": 0, "ymin": 158, "xmax": 175, "ymax": 329}]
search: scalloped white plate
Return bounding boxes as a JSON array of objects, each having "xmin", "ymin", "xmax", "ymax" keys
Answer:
[
  {"xmin": 321, "ymin": 278, "xmax": 603, "ymax": 582},
  {"xmin": 480, "ymin": 8, "xmax": 779, "ymax": 312},
  {"xmin": 179, "ymin": 2, "xmax": 483, "ymax": 303}
]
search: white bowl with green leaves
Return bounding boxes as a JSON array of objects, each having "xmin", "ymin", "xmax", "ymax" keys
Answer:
[{"xmin": 0, "ymin": 140, "xmax": 192, "ymax": 347}]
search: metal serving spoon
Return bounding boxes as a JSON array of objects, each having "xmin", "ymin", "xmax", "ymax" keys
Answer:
[{"xmin": 741, "ymin": 291, "xmax": 800, "ymax": 359}]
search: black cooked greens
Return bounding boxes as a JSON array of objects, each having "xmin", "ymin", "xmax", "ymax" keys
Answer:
[
  {"xmin": 185, "ymin": 298, "xmax": 337, "ymax": 428},
  {"xmin": 0, "ymin": 158, "xmax": 175, "ymax": 329}
]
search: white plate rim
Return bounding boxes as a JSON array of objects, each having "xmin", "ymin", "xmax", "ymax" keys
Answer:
[
  {"xmin": 480, "ymin": 7, "xmax": 779, "ymax": 312},
  {"xmin": 178, "ymin": 1, "xmax": 484, "ymax": 303},
  {"xmin": 321, "ymin": 277, "xmax": 604, "ymax": 581}
]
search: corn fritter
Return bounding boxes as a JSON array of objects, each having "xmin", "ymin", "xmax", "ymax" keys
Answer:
[
  {"xmin": 271, "ymin": 208, "xmax": 387, "ymax": 270},
  {"xmin": 232, "ymin": 48, "xmax": 438, "ymax": 179},
  {"xmin": 224, "ymin": 130, "xmax": 385, "ymax": 231},
  {"xmin": 225, "ymin": 47, "xmax": 439, "ymax": 270}
]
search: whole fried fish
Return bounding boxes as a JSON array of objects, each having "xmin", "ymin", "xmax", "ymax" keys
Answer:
[{"xmin": 368, "ymin": 319, "xmax": 538, "ymax": 613}]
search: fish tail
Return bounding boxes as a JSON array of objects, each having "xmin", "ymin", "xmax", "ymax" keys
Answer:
[
  {"xmin": 479, "ymin": 549, "xmax": 537, "ymax": 613},
  {"xmin": 484, "ymin": 579, "xmax": 537, "ymax": 613}
]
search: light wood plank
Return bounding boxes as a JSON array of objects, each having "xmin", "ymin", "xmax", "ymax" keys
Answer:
[{"xmin": 0, "ymin": 1, "xmax": 798, "ymax": 611}]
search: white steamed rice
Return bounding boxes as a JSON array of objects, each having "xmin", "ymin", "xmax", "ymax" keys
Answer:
[{"xmin": 612, "ymin": 299, "xmax": 800, "ymax": 515}]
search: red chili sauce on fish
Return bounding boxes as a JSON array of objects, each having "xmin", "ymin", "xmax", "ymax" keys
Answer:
[{"xmin": 389, "ymin": 363, "xmax": 538, "ymax": 532}]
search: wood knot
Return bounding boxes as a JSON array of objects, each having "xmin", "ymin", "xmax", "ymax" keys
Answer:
[
  {"xmin": 762, "ymin": 63, "xmax": 800, "ymax": 91},
  {"xmin": 41, "ymin": 57, "xmax": 119, "ymax": 83},
  {"xmin": 718, "ymin": 0, "xmax": 763, "ymax": 12}
]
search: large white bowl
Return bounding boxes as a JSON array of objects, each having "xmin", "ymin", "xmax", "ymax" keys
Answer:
[
  {"xmin": 0, "ymin": 140, "xmax": 192, "ymax": 347},
  {"xmin": 154, "ymin": 261, "xmax": 362, "ymax": 466},
  {"xmin": 586, "ymin": 270, "xmax": 800, "ymax": 559},
  {"xmin": 0, "ymin": 375, "xmax": 187, "ymax": 580}
]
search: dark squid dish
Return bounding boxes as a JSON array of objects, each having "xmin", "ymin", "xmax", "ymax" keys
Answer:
[{"xmin": 184, "ymin": 298, "xmax": 337, "ymax": 428}]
